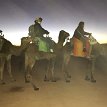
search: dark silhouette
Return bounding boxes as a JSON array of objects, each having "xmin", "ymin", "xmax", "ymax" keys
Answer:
[
  {"xmin": 28, "ymin": 17, "xmax": 49, "ymax": 43},
  {"xmin": 73, "ymin": 21, "xmax": 91, "ymax": 52},
  {"xmin": 0, "ymin": 35, "xmax": 32, "ymax": 85}
]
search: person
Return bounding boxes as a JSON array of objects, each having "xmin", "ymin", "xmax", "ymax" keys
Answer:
[
  {"xmin": 73, "ymin": 21, "xmax": 92, "ymax": 52},
  {"xmin": 28, "ymin": 17, "xmax": 50, "ymax": 52},
  {"xmin": 28, "ymin": 17, "xmax": 49, "ymax": 41},
  {"xmin": 72, "ymin": 21, "xmax": 92, "ymax": 57}
]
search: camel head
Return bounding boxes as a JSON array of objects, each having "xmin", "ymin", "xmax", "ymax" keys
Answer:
[
  {"xmin": 58, "ymin": 30, "xmax": 70, "ymax": 43},
  {"xmin": 21, "ymin": 36, "xmax": 32, "ymax": 45}
]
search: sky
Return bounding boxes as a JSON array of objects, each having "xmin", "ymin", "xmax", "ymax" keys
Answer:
[{"xmin": 0, "ymin": 0, "xmax": 107, "ymax": 45}]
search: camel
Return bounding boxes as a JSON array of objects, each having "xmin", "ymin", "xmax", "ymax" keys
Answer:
[
  {"xmin": 23, "ymin": 30, "xmax": 70, "ymax": 85},
  {"xmin": 41, "ymin": 30, "xmax": 72, "ymax": 82},
  {"xmin": 50, "ymin": 30, "xmax": 71, "ymax": 82},
  {"xmin": 0, "ymin": 30, "xmax": 70, "ymax": 91},
  {"xmin": 0, "ymin": 36, "xmax": 32, "ymax": 85},
  {"xmin": 61, "ymin": 35, "xmax": 105, "ymax": 83}
]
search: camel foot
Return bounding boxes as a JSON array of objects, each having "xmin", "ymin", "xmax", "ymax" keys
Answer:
[
  {"xmin": 25, "ymin": 80, "xmax": 30, "ymax": 83},
  {"xmin": 91, "ymin": 79, "xmax": 96, "ymax": 83},
  {"xmin": 44, "ymin": 79, "xmax": 49, "ymax": 82},
  {"xmin": 85, "ymin": 76, "xmax": 90, "ymax": 81},
  {"xmin": 11, "ymin": 78, "xmax": 16, "ymax": 82},
  {"xmin": 44, "ymin": 77, "xmax": 50, "ymax": 82},
  {"xmin": 0, "ymin": 80, "xmax": 6, "ymax": 85},
  {"xmin": 68, "ymin": 75, "xmax": 71, "ymax": 78},
  {"xmin": 44, "ymin": 75, "xmax": 50, "ymax": 82},
  {"xmin": 34, "ymin": 87, "xmax": 39, "ymax": 91},
  {"xmin": 51, "ymin": 79, "xmax": 56, "ymax": 82},
  {"xmin": 66, "ymin": 79, "xmax": 70, "ymax": 83}
]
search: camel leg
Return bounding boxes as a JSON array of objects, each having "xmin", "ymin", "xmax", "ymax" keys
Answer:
[
  {"xmin": 85, "ymin": 59, "xmax": 91, "ymax": 81},
  {"xmin": 90, "ymin": 58, "xmax": 96, "ymax": 83},
  {"xmin": 25, "ymin": 65, "xmax": 39, "ymax": 91},
  {"xmin": 7, "ymin": 55, "xmax": 15, "ymax": 82},
  {"xmin": 63, "ymin": 55, "xmax": 71, "ymax": 82},
  {"xmin": 25, "ymin": 55, "xmax": 29, "ymax": 83},
  {"xmin": 44, "ymin": 58, "xmax": 56, "ymax": 82},
  {"xmin": 85, "ymin": 58, "xmax": 96, "ymax": 83},
  {"xmin": 25, "ymin": 64, "xmax": 32, "ymax": 83},
  {"xmin": 63, "ymin": 63, "xmax": 71, "ymax": 82},
  {"xmin": 24, "ymin": 54, "xmax": 32, "ymax": 83},
  {"xmin": 25, "ymin": 68, "xmax": 29, "ymax": 83},
  {"xmin": 0, "ymin": 57, "xmax": 5, "ymax": 84},
  {"xmin": 24, "ymin": 53, "xmax": 39, "ymax": 91},
  {"xmin": 50, "ymin": 58, "xmax": 56, "ymax": 82},
  {"xmin": 44, "ymin": 60, "xmax": 50, "ymax": 81}
]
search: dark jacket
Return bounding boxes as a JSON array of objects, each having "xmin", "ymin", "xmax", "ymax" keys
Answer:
[
  {"xmin": 73, "ymin": 26, "xmax": 90, "ymax": 40},
  {"xmin": 29, "ymin": 22, "xmax": 49, "ymax": 38}
]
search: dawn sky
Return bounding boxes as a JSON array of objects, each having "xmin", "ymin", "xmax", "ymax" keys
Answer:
[{"xmin": 0, "ymin": 0, "xmax": 107, "ymax": 45}]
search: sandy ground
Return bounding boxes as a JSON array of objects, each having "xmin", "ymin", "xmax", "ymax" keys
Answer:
[{"xmin": 0, "ymin": 59, "xmax": 107, "ymax": 107}]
